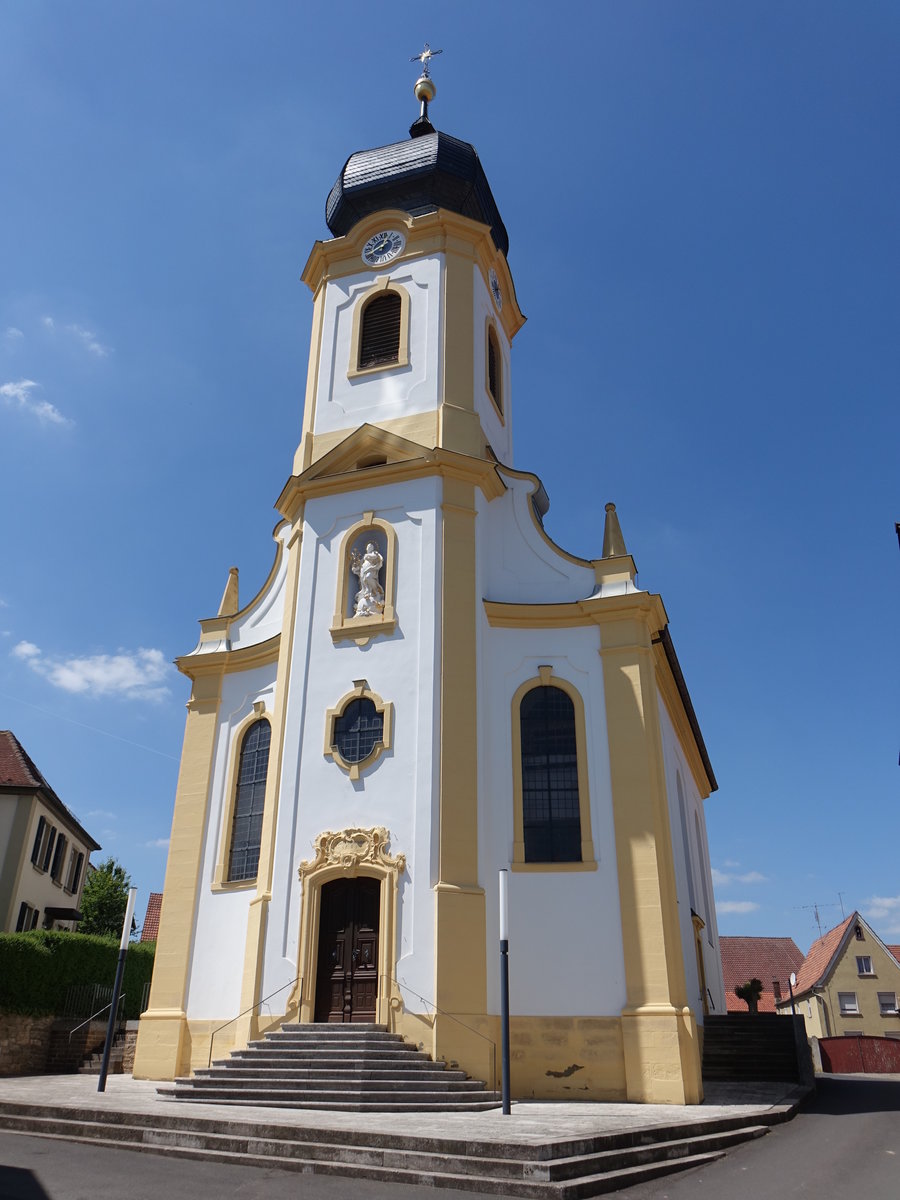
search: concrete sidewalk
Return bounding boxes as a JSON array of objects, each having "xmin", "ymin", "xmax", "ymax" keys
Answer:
[{"xmin": 0, "ymin": 1073, "xmax": 809, "ymax": 1147}]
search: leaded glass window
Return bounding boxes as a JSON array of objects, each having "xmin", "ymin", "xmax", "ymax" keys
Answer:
[
  {"xmin": 520, "ymin": 686, "xmax": 581, "ymax": 862},
  {"xmin": 333, "ymin": 698, "xmax": 384, "ymax": 765},
  {"xmin": 228, "ymin": 719, "xmax": 271, "ymax": 883}
]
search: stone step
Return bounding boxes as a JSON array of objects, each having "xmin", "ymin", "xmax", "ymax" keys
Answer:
[
  {"xmin": 0, "ymin": 1106, "xmax": 773, "ymax": 1198},
  {"xmin": 196, "ymin": 1065, "xmax": 467, "ymax": 1081},
  {"xmin": 176, "ymin": 1075, "xmax": 486, "ymax": 1093}
]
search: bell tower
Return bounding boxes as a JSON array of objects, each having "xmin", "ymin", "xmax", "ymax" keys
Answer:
[{"xmin": 292, "ymin": 61, "xmax": 525, "ymax": 476}]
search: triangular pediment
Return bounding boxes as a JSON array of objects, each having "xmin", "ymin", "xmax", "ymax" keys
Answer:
[{"xmin": 299, "ymin": 425, "xmax": 433, "ymax": 482}]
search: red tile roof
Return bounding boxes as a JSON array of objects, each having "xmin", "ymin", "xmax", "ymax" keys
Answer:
[
  {"xmin": 720, "ymin": 936, "xmax": 805, "ymax": 1013},
  {"xmin": 791, "ymin": 914, "xmax": 855, "ymax": 996},
  {"xmin": 141, "ymin": 892, "xmax": 163, "ymax": 942},
  {"xmin": 888, "ymin": 945, "xmax": 900, "ymax": 964},
  {"xmin": 0, "ymin": 730, "xmax": 100, "ymax": 850}
]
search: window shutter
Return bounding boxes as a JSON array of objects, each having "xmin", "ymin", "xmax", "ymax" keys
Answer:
[
  {"xmin": 488, "ymin": 329, "xmax": 501, "ymax": 410},
  {"xmin": 359, "ymin": 293, "xmax": 401, "ymax": 368}
]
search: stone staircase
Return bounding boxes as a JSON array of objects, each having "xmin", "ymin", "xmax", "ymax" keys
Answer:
[
  {"xmin": 158, "ymin": 1022, "xmax": 500, "ymax": 1112},
  {"xmin": 0, "ymin": 1100, "xmax": 777, "ymax": 1197},
  {"xmin": 702, "ymin": 1014, "xmax": 806, "ymax": 1082}
]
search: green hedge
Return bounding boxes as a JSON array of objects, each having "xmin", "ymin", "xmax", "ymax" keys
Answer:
[{"xmin": 0, "ymin": 931, "xmax": 155, "ymax": 1019}]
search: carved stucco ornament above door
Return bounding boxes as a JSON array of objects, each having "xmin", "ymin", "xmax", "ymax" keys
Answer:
[{"xmin": 298, "ymin": 826, "xmax": 406, "ymax": 880}]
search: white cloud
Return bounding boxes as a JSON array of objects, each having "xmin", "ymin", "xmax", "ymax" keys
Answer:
[
  {"xmin": 145, "ymin": 838, "xmax": 170, "ymax": 850},
  {"xmin": 11, "ymin": 641, "xmax": 173, "ymax": 701},
  {"xmin": 712, "ymin": 867, "xmax": 767, "ymax": 887},
  {"xmin": 86, "ymin": 809, "xmax": 117, "ymax": 820},
  {"xmin": 717, "ymin": 900, "xmax": 761, "ymax": 915},
  {"xmin": 865, "ymin": 896, "xmax": 900, "ymax": 937},
  {"xmin": 4, "ymin": 327, "xmax": 24, "ymax": 342},
  {"xmin": 41, "ymin": 315, "xmax": 54, "ymax": 329},
  {"xmin": 1, "ymin": 379, "xmax": 72, "ymax": 426},
  {"xmin": 66, "ymin": 323, "xmax": 110, "ymax": 358}
]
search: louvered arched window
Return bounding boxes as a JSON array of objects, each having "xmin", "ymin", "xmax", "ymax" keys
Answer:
[
  {"xmin": 358, "ymin": 292, "xmax": 402, "ymax": 369},
  {"xmin": 227, "ymin": 719, "xmax": 271, "ymax": 882},
  {"xmin": 487, "ymin": 325, "xmax": 502, "ymax": 414}
]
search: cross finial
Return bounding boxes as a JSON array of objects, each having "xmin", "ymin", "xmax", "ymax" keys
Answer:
[{"xmin": 410, "ymin": 42, "xmax": 442, "ymax": 79}]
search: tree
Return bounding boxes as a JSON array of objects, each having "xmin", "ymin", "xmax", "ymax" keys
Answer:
[
  {"xmin": 735, "ymin": 977, "xmax": 763, "ymax": 1014},
  {"xmin": 78, "ymin": 857, "xmax": 133, "ymax": 938}
]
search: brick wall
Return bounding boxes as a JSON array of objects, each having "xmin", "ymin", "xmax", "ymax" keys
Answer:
[{"xmin": 0, "ymin": 1013, "xmax": 56, "ymax": 1076}]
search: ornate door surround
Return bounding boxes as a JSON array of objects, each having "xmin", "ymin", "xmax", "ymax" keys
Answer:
[{"xmin": 297, "ymin": 826, "xmax": 405, "ymax": 1027}]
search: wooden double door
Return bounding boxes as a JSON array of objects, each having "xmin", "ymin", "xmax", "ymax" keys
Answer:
[{"xmin": 314, "ymin": 876, "xmax": 380, "ymax": 1023}]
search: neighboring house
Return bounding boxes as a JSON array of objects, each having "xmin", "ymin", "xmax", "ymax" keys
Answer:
[
  {"xmin": 140, "ymin": 892, "xmax": 162, "ymax": 942},
  {"xmin": 775, "ymin": 912, "xmax": 900, "ymax": 1040},
  {"xmin": 0, "ymin": 731, "xmax": 100, "ymax": 933},
  {"xmin": 720, "ymin": 935, "xmax": 805, "ymax": 1013}
]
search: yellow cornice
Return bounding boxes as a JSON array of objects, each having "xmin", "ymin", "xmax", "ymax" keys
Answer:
[
  {"xmin": 277, "ymin": 442, "xmax": 505, "ymax": 523},
  {"xmin": 483, "ymin": 591, "xmax": 668, "ymax": 631},
  {"xmin": 301, "ymin": 208, "xmax": 525, "ymax": 341},
  {"xmin": 653, "ymin": 644, "xmax": 713, "ymax": 800},
  {"xmin": 176, "ymin": 634, "xmax": 281, "ymax": 680}
]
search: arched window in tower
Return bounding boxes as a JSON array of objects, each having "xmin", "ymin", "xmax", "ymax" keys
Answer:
[
  {"xmin": 519, "ymin": 686, "xmax": 581, "ymax": 862},
  {"xmin": 487, "ymin": 324, "xmax": 502, "ymax": 415},
  {"xmin": 227, "ymin": 719, "xmax": 271, "ymax": 883},
  {"xmin": 358, "ymin": 291, "xmax": 402, "ymax": 369}
]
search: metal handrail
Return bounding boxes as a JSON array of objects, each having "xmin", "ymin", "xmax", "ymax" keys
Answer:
[
  {"xmin": 391, "ymin": 977, "xmax": 498, "ymax": 1093},
  {"xmin": 67, "ymin": 994, "xmax": 126, "ymax": 1042},
  {"xmin": 207, "ymin": 977, "xmax": 300, "ymax": 1068}
]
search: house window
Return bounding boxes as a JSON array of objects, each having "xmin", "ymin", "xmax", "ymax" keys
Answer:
[
  {"xmin": 324, "ymin": 683, "xmax": 393, "ymax": 781},
  {"xmin": 30, "ymin": 817, "xmax": 47, "ymax": 866},
  {"xmin": 487, "ymin": 324, "xmax": 502, "ymax": 415},
  {"xmin": 857, "ymin": 956, "xmax": 874, "ymax": 976},
  {"xmin": 227, "ymin": 719, "xmax": 271, "ymax": 883},
  {"xmin": 15, "ymin": 902, "xmax": 39, "ymax": 932},
  {"xmin": 50, "ymin": 834, "xmax": 68, "ymax": 884},
  {"xmin": 358, "ymin": 291, "xmax": 401, "ymax": 369},
  {"xmin": 838, "ymin": 991, "xmax": 859, "ymax": 1015},
  {"xmin": 855, "ymin": 924, "xmax": 865, "ymax": 940},
  {"xmin": 65, "ymin": 849, "xmax": 85, "ymax": 895},
  {"xmin": 520, "ymin": 686, "xmax": 582, "ymax": 863},
  {"xmin": 878, "ymin": 992, "xmax": 898, "ymax": 1016},
  {"xmin": 40, "ymin": 825, "xmax": 57, "ymax": 873}
]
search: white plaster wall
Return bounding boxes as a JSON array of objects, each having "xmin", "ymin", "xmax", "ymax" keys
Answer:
[
  {"xmin": 314, "ymin": 257, "xmax": 442, "ymax": 437},
  {"xmin": 259, "ymin": 476, "xmax": 442, "ymax": 1016},
  {"xmin": 472, "ymin": 266, "xmax": 513, "ymax": 465},
  {"xmin": 484, "ymin": 471, "xmax": 596, "ymax": 604},
  {"xmin": 476, "ymin": 541, "xmax": 626, "ymax": 1019},
  {"xmin": 10, "ymin": 799, "xmax": 94, "ymax": 928},
  {"xmin": 229, "ymin": 522, "xmax": 290, "ymax": 650},
  {"xmin": 184, "ymin": 663, "xmax": 278, "ymax": 1019},
  {"xmin": 657, "ymin": 697, "xmax": 725, "ymax": 1019}
]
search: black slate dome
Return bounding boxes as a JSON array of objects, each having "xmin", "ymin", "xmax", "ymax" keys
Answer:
[{"xmin": 325, "ymin": 129, "xmax": 509, "ymax": 258}]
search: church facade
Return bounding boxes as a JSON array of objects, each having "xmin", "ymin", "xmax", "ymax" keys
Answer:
[{"xmin": 134, "ymin": 76, "xmax": 725, "ymax": 1105}]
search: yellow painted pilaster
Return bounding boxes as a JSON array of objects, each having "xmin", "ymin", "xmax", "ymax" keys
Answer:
[
  {"xmin": 439, "ymin": 243, "xmax": 484, "ymax": 459},
  {"xmin": 600, "ymin": 609, "xmax": 702, "ymax": 1104},
  {"xmin": 133, "ymin": 671, "xmax": 223, "ymax": 1079},
  {"xmin": 434, "ymin": 476, "xmax": 486, "ymax": 1062}
]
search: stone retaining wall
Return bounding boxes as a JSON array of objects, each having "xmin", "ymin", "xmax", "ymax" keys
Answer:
[{"xmin": 0, "ymin": 1012, "xmax": 56, "ymax": 1076}]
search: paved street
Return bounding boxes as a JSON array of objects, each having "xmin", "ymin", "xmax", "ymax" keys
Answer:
[{"xmin": 617, "ymin": 1075, "xmax": 900, "ymax": 1199}]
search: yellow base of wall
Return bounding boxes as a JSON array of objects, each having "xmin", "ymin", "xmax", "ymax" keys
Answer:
[{"xmin": 135, "ymin": 1005, "xmax": 703, "ymax": 1104}]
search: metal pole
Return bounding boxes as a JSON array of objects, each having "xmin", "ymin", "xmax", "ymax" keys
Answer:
[
  {"xmin": 98, "ymin": 887, "xmax": 137, "ymax": 1093},
  {"xmin": 499, "ymin": 869, "xmax": 511, "ymax": 1116},
  {"xmin": 788, "ymin": 972, "xmax": 797, "ymax": 1017}
]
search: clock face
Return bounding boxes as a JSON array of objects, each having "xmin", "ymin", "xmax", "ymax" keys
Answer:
[
  {"xmin": 362, "ymin": 230, "xmax": 405, "ymax": 267},
  {"xmin": 489, "ymin": 267, "xmax": 503, "ymax": 311}
]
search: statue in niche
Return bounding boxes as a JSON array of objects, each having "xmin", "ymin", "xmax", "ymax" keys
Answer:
[{"xmin": 349, "ymin": 541, "xmax": 385, "ymax": 617}]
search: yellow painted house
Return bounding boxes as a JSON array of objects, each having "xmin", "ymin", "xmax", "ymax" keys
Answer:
[
  {"xmin": 134, "ymin": 71, "xmax": 725, "ymax": 1104},
  {"xmin": 777, "ymin": 912, "xmax": 900, "ymax": 1040}
]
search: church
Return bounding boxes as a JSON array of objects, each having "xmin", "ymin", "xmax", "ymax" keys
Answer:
[{"xmin": 134, "ymin": 59, "xmax": 725, "ymax": 1105}]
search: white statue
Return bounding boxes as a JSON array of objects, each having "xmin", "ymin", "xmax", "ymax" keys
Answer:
[{"xmin": 349, "ymin": 542, "xmax": 385, "ymax": 617}]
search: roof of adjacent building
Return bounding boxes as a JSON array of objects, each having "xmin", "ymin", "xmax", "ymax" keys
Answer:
[
  {"xmin": 889, "ymin": 945, "xmax": 900, "ymax": 963},
  {"xmin": 0, "ymin": 730, "xmax": 101, "ymax": 851},
  {"xmin": 720, "ymin": 935, "xmax": 805, "ymax": 1013},
  {"xmin": 325, "ymin": 129, "xmax": 509, "ymax": 257},
  {"xmin": 790, "ymin": 914, "xmax": 856, "ymax": 996},
  {"xmin": 141, "ymin": 892, "xmax": 163, "ymax": 942}
]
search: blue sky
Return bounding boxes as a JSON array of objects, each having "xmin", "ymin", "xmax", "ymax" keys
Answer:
[{"xmin": 1, "ymin": 2, "xmax": 897, "ymax": 952}]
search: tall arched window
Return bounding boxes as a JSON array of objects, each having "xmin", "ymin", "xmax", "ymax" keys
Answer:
[
  {"xmin": 520, "ymin": 686, "xmax": 581, "ymax": 862},
  {"xmin": 227, "ymin": 719, "xmax": 271, "ymax": 883},
  {"xmin": 487, "ymin": 324, "xmax": 502, "ymax": 414},
  {"xmin": 358, "ymin": 292, "xmax": 401, "ymax": 369}
]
